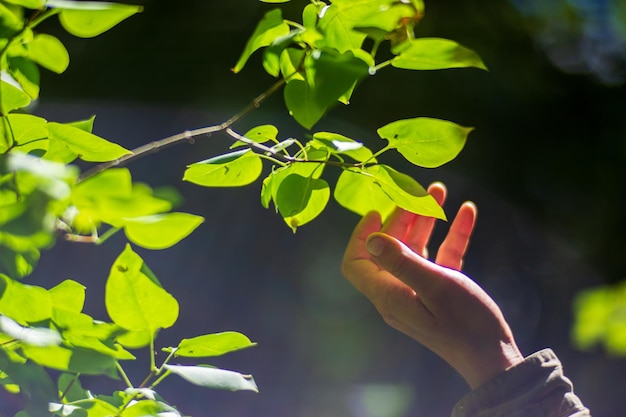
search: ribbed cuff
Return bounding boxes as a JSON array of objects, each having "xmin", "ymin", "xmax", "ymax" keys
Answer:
[{"xmin": 451, "ymin": 349, "xmax": 590, "ymax": 417}]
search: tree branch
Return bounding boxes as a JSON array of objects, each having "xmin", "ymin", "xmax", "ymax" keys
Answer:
[{"xmin": 77, "ymin": 78, "xmax": 286, "ymax": 182}]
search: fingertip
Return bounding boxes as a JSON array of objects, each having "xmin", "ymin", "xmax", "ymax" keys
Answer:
[{"xmin": 427, "ymin": 182, "xmax": 447, "ymax": 206}]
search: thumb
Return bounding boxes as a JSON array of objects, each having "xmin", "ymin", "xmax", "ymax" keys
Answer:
[{"xmin": 366, "ymin": 232, "xmax": 444, "ymax": 296}]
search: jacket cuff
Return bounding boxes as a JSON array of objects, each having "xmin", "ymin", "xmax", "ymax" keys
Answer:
[{"xmin": 451, "ymin": 348, "xmax": 590, "ymax": 417}]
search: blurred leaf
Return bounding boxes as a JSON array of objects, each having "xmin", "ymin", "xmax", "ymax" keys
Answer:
[
  {"xmin": 21, "ymin": 344, "xmax": 117, "ymax": 375},
  {"xmin": 3, "ymin": 0, "xmax": 43, "ymax": 7},
  {"xmin": 0, "ymin": 246, "xmax": 39, "ymax": 279},
  {"xmin": 275, "ymin": 173, "xmax": 330, "ymax": 231},
  {"xmin": 0, "ymin": 315, "xmax": 61, "ymax": 346},
  {"xmin": 52, "ymin": 1, "xmax": 142, "ymax": 38},
  {"xmin": 0, "ymin": 349, "xmax": 56, "ymax": 417},
  {"xmin": 183, "ymin": 149, "xmax": 263, "ymax": 187},
  {"xmin": 572, "ymin": 281, "xmax": 626, "ymax": 355},
  {"xmin": 123, "ymin": 212, "xmax": 204, "ymax": 250},
  {"xmin": 377, "ymin": 117, "xmax": 472, "ymax": 168},
  {"xmin": 28, "ymin": 33, "xmax": 70, "ymax": 74},
  {"xmin": 0, "ymin": 274, "xmax": 52, "ymax": 323},
  {"xmin": 47, "ymin": 122, "xmax": 131, "ymax": 162},
  {"xmin": 1, "ymin": 114, "xmax": 48, "ymax": 155},
  {"xmin": 164, "ymin": 364, "xmax": 258, "ymax": 393},
  {"xmin": 105, "ymin": 245, "xmax": 179, "ymax": 332},
  {"xmin": 49, "ymin": 279, "xmax": 85, "ymax": 313},
  {"xmin": 232, "ymin": 8, "xmax": 290, "ymax": 73},
  {"xmin": 392, "ymin": 38, "xmax": 487, "ymax": 70},
  {"xmin": 57, "ymin": 373, "xmax": 88, "ymax": 403},
  {"xmin": 170, "ymin": 332, "xmax": 256, "ymax": 358},
  {"xmin": 0, "ymin": 76, "xmax": 31, "ymax": 113},
  {"xmin": 8, "ymin": 56, "xmax": 40, "ymax": 99}
]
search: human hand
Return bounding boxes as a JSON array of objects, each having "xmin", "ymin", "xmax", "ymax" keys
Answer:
[{"xmin": 341, "ymin": 182, "xmax": 523, "ymax": 389}]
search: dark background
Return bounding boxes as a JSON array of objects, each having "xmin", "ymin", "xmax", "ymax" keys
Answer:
[{"xmin": 4, "ymin": 1, "xmax": 626, "ymax": 416}]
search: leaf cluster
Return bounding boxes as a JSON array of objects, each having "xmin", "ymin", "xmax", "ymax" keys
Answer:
[
  {"xmin": 0, "ymin": 0, "xmax": 487, "ymax": 415},
  {"xmin": 186, "ymin": 0, "xmax": 485, "ymax": 231}
]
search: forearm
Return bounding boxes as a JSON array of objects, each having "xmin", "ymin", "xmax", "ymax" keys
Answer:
[{"xmin": 452, "ymin": 349, "xmax": 590, "ymax": 417}]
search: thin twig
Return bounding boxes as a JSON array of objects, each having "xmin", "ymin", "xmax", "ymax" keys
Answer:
[{"xmin": 77, "ymin": 78, "xmax": 286, "ymax": 182}]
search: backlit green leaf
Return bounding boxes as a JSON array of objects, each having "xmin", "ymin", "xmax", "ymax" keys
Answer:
[
  {"xmin": 28, "ymin": 34, "xmax": 70, "ymax": 74},
  {"xmin": 0, "ymin": 349, "xmax": 56, "ymax": 417},
  {"xmin": 123, "ymin": 212, "xmax": 204, "ymax": 250},
  {"xmin": 8, "ymin": 57, "xmax": 40, "ymax": 99},
  {"xmin": 105, "ymin": 245, "xmax": 179, "ymax": 332},
  {"xmin": 0, "ymin": 274, "xmax": 51, "ymax": 324},
  {"xmin": 311, "ymin": 132, "xmax": 374, "ymax": 163},
  {"xmin": 183, "ymin": 149, "xmax": 263, "ymax": 187},
  {"xmin": 372, "ymin": 165, "xmax": 445, "ymax": 219},
  {"xmin": 164, "ymin": 364, "xmax": 258, "ymax": 393},
  {"xmin": 232, "ymin": 9, "xmax": 290, "ymax": 73},
  {"xmin": 55, "ymin": 2, "xmax": 142, "ymax": 38},
  {"xmin": 285, "ymin": 50, "xmax": 368, "ymax": 129},
  {"xmin": 275, "ymin": 173, "xmax": 330, "ymax": 231},
  {"xmin": 0, "ymin": 78, "xmax": 31, "ymax": 113},
  {"xmin": 49, "ymin": 279, "xmax": 85, "ymax": 313},
  {"xmin": 231, "ymin": 124, "xmax": 278, "ymax": 149},
  {"xmin": 377, "ymin": 117, "xmax": 472, "ymax": 168},
  {"xmin": 47, "ymin": 122, "xmax": 130, "ymax": 162},
  {"xmin": 261, "ymin": 157, "xmax": 326, "ymax": 209},
  {"xmin": 392, "ymin": 38, "xmax": 487, "ymax": 71},
  {"xmin": 334, "ymin": 168, "xmax": 396, "ymax": 220},
  {"xmin": 3, "ymin": 0, "xmax": 43, "ymax": 8},
  {"xmin": 21, "ymin": 344, "xmax": 117, "ymax": 375},
  {"xmin": 0, "ymin": 114, "xmax": 48, "ymax": 155},
  {"xmin": 171, "ymin": 331, "xmax": 256, "ymax": 358}
]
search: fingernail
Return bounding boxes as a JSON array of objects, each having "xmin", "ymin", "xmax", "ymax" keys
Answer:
[{"xmin": 366, "ymin": 236, "xmax": 385, "ymax": 256}]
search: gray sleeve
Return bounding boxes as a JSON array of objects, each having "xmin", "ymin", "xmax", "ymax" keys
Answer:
[{"xmin": 451, "ymin": 349, "xmax": 591, "ymax": 417}]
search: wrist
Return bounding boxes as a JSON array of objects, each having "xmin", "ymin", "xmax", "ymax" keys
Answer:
[{"xmin": 462, "ymin": 340, "xmax": 524, "ymax": 389}]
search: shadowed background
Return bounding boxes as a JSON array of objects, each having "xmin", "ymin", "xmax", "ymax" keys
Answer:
[{"xmin": 3, "ymin": 1, "xmax": 626, "ymax": 416}]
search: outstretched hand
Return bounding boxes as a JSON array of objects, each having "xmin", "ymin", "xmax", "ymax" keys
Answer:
[{"xmin": 341, "ymin": 182, "xmax": 523, "ymax": 389}]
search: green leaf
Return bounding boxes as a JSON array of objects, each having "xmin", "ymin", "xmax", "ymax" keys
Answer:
[
  {"xmin": 3, "ymin": 0, "xmax": 44, "ymax": 8},
  {"xmin": 373, "ymin": 165, "xmax": 445, "ymax": 219},
  {"xmin": 392, "ymin": 38, "xmax": 487, "ymax": 71},
  {"xmin": 105, "ymin": 245, "xmax": 179, "ymax": 332},
  {"xmin": 0, "ymin": 247, "xmax": 40, "ymax": 279},
  {"xmin": 0, "ymin": 114, "xmax": 48, "ymax": 155},
  {"xmin": 260, "ymin": 0, "xmax": 291, "ymax": 3},
  {"xmin": 334, "ymin": 168, "xmax": 396, "ymax": 220},
  {"xmin": 53, "ymin": 1, "xmax": 143, "ymax": 38},
  {"xmin": 280, "ymin": 47, "xmax": 305, "ymax": 81},
  {"xmin": 260, "ymin": 157, "xmax": 326, "ymax": 209},
  {"xmin": 334, "ymin": 165, "xmax": 445, "ymax": 220},
  {"xmin": 28, "ymin": 34, "xmax": 70, "ymax": 74},
  {"xmin": 49, "ymin": 279, "xmax": 85, "ymax": 313},
  {"xmin": 0, "ymin": 315, "xmax": 61, "ymax": 346},
  {"xmin": 164, "ymin": 364, "xmax": 258, "ymax": 393},
  {"xmin": 0, "ymin": 274, "xmax": 52, "ymax": 323},
  {"xmin": 0, "ymin": 349, "xmax": 56, "ymax": 417},
  {"xmin": 285, "ymin": 50, "xmax": 369, "ymax": 129},
  {"xmin": 232, "ymin": 8, "xmax": 290, "ymax": 73},
  {"xmin": 311, "ymin": 131, "xmax": 375, "ymax": 163},
  {"xmin": 47, "ymin": 122, "xmax": 131, "ymax": 162},
  {"xmin": 0, "ymin": 77, "xmax": 31, "ymax": 113},
  {"xmin": 57, "ymin": 373, "xmax": 88, "ymax": 402},
  {"xmin": 123, "ymin": 212, "xmax": 204, "ymax": 250},
  {"xmin": 8, "ymin": 57, "xmax": 40, "ymax": 99},
  {"xmin": 171, "ymin": 332, "xmax": 256, "ymax": 358},
  {"xmin": 231, "ymin": 124, "xmax": 278, "ymax": 149},
  {"xmin": 183, "ymin": 149, "xmax": 263, "ymax": 187},
  {"xmin": 21, "ymin": 344, "xmax": 117, "ymax": 375},
  {"xmin": 275, "ymin": 174, "xmax": 330, "ymax": 231},
  {"xmin": 377, "ymin": 117, "xmax": 472, "ymax": 168}
]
